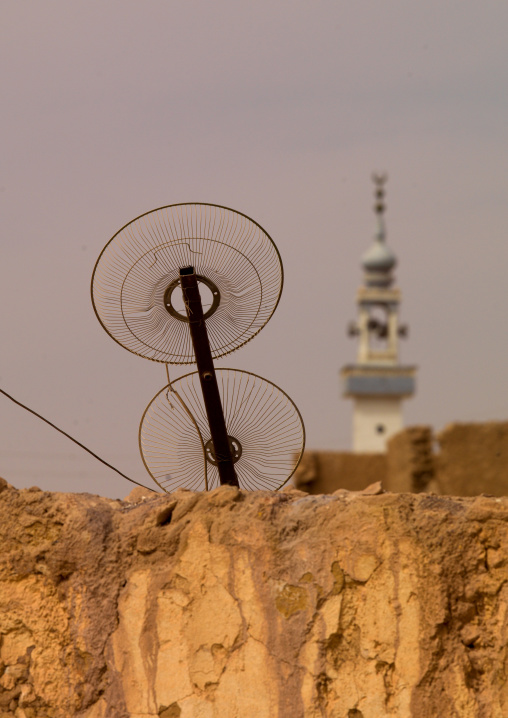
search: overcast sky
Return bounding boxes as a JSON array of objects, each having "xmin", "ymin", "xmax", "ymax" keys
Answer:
[{"xmin": 1, "ymin": 1, "xmax": 508, "ymax": 497}]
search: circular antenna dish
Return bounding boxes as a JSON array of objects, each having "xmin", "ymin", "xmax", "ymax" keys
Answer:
[
  {"xmin": 91, "ymin": 203, "xmax": 283, "ymax": 364},
  {"xmin": 139, "ymin": 369, "xmax": 305, "ymax": 492}
]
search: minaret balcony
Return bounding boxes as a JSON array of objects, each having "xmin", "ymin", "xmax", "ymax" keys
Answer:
[{"xmin": 357, "ymin": 286, "xmax": 401, "ymax": 305}]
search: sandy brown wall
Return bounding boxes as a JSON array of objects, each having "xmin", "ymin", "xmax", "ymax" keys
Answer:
[
  {"xmin": 436, "ymin": 422, "xmax": 508, "ymax": 497},
  {"xmin": 386, "ymin": 426, "xmax": 435, "ymax": 493},
  {"xmin": 293, "ymin": 451, "xmax": 387, "ymax": 494},
  {"xmin": 295, "ymin": 421, "xmax": 508, "ymax": 498}
]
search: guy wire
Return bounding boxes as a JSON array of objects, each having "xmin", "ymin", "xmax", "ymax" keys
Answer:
[{"xmin": 0, "ymin": 387, "xmax": 158, "ymax": 493}]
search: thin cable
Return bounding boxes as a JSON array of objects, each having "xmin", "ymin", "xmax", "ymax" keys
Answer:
[{"xmin": 0, "ymin": 387, "xmax": 159, "ymax": 493}]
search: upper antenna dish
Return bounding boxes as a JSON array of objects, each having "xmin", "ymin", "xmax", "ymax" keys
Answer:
[{"xmin": 91, "ymin": 203, "xmax": 283, "ymax": 364}]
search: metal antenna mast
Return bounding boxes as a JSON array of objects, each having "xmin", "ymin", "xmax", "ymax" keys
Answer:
[{"xmin": 179, "ymin": 266, "xmax": 238, "ymax": 486}]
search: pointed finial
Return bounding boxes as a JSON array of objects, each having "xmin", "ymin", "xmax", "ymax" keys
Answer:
[{"xmin": 372, "ymin": 172, "xmax": 388, "ymax": 216}]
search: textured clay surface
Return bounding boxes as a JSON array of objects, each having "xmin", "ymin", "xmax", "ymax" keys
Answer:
[{"xmin": 1, "ymin": 476, "xmax": 508, "ymax": 717}]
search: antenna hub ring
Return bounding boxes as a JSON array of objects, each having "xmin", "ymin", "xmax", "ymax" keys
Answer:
[
  {"xmin": 164, "ymin": 275, "xmax": 220, "ymax": 322},
  {"xmin": 204, "ymin": 436, "xmax": 242, "ymax": 466}
]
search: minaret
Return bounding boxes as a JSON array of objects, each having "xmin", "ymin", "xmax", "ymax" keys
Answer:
[{"xmin": 341, "ymin": 175, "xmax": 416, "ymax": 453}]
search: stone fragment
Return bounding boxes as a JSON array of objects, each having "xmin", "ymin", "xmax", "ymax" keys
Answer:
[{"xmin": 361, "ymin": 481, "xmax": 384, "ymax": 495}]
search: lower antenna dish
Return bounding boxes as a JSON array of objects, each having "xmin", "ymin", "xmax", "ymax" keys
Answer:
[{"xmin": 139, "ymin": 369, "xmax": 305, "ymax": 492}]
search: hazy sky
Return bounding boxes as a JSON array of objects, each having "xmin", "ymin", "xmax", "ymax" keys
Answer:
[{"xmin": 2, "ymin": 1, "xmax": 508, "ymax": 497}]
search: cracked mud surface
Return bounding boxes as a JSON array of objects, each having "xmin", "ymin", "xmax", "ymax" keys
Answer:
[{"xmin": 1, "ymin": 477, "xmax": 508, "ymax": 717}]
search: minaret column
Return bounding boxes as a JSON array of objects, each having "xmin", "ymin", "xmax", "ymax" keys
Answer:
[
  {"xmin": 340, "ymin": 175, "xmax": 416, "ymax": 453},
  {"xmin": 387, "ymin": 304, "xmax": 399, "ymax": 359},
  {"xmin": 357, "ymin": 305, "xmax": 370, "ymax": 363}
]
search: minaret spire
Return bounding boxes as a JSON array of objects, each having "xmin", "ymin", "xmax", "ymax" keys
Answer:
[
  {"xmin": 341, "ymin": 175, "xmax": 416, "ymax": 453},
  {"xmin": 361, "ymin": 174, "xmax": 397, "ymax": 291},
  {"xmin": 373, "ymin": 172, "xmax": 387, "ymax": 239}
]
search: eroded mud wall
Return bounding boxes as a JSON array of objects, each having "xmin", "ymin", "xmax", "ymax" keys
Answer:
[{"xmin": 1, "ymin": 478, "xmax": 508, "ymax": 718}]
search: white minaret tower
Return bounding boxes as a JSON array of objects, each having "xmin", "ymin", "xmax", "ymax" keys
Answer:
[{"xmin": 341, "ymin": 175, "xmax": 416, "ymax": 453}]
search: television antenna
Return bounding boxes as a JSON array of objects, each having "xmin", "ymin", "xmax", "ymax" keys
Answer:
[{"xmin": 92, "ymin": 203, "xmax": 304, "ymax": 491}]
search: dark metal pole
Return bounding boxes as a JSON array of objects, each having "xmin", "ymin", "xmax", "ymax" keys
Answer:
[{"xmin": 179, "ymin": 266, "xmax": 239, "ymax": 487}]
